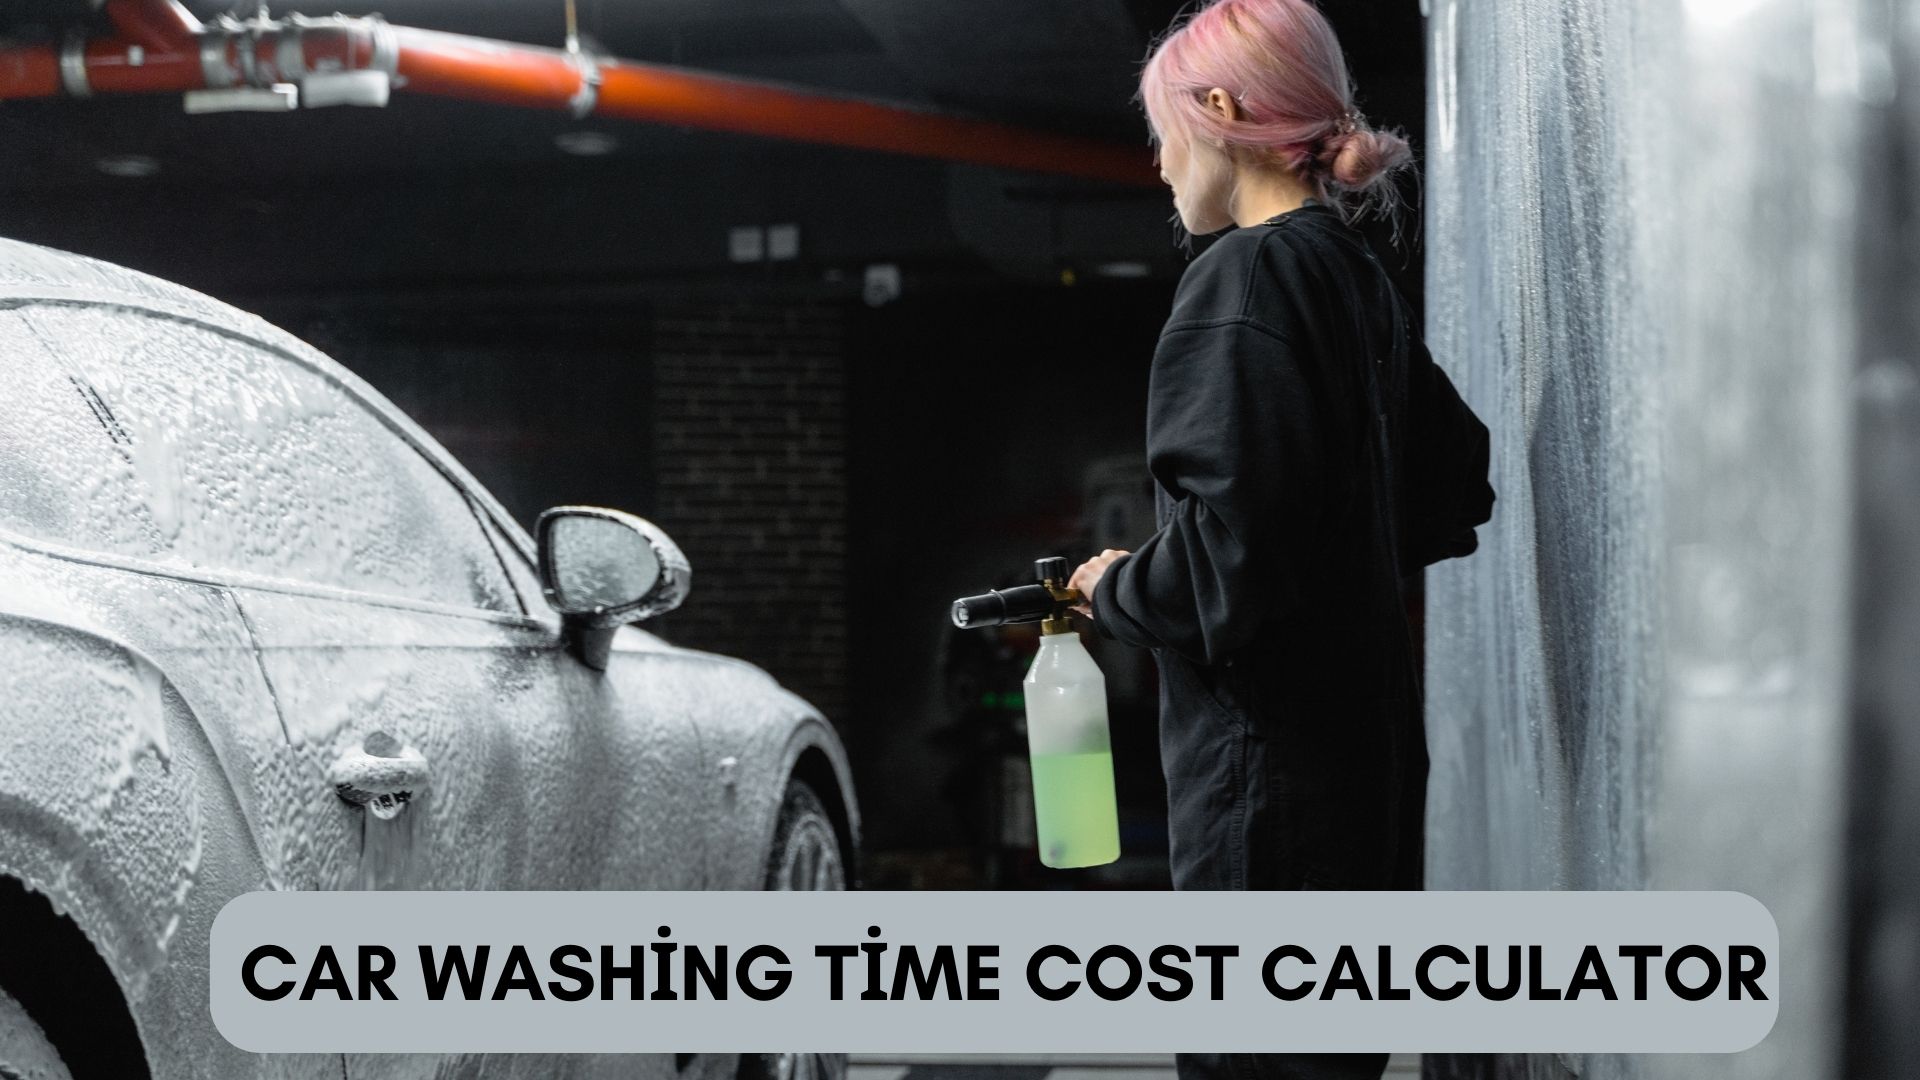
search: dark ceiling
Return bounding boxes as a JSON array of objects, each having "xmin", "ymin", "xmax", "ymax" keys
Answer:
[
  {"xmin": 0, "ymin": 0, "xmax": 1424, "ymax": 296},
  {"xmin": 0, "ymin": 0, "xmax": 1181, "ymax": 182}
]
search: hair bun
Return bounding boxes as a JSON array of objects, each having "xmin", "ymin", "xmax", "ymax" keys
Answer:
[{"xmin": 1329, "ymin": 128, "xmax": 1412, "ymax": 189}]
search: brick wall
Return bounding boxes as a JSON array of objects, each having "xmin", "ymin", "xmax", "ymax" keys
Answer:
[{"xmin": 649, "ymin": 299, "xmax": 848, "ymax": 725}]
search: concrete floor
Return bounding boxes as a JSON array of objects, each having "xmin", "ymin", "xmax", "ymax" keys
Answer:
[{"xmin": 850, "ymin": 1053, "xmax": 1422, "ymax": 1080}]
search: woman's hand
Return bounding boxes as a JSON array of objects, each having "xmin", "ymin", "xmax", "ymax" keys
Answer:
[{"xmin": 1068, "ymin": 549, "xmax": 1130, "ymax": 618}]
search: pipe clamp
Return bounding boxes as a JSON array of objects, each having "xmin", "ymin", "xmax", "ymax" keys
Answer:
[{"xmin": 59, "ymin": 30, "xmax": 91, "ymax": 97}]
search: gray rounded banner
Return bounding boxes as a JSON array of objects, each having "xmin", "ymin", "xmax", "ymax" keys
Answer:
[{"xmin": 209, "ymin": 890, "xmax": 1778, "ymax": 1054}]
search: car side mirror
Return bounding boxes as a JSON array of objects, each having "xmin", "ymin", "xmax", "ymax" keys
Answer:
[{"xmin": 535, "ymin": 506, "xmax": 690, "ymax": 669}]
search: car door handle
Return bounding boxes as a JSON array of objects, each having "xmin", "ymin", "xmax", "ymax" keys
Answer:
[{"xmin": 329, "ymin": 730, "xmax": 430, "ymax": 819}]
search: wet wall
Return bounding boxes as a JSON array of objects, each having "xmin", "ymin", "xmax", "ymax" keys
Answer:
[
  {"xmin": 1843, "ymin": 2, "xmax": 1920, "ymax": 1075},
  {"xmin": 1419, "ymin": 0, "xmax": 1877, "ymax": 1077}
]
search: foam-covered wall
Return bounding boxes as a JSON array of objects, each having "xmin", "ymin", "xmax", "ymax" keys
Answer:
[
  {"xmin": 1843, "ymin": 2, "xmax": 1920, "ymax": 1076},
  {"xmin": 1418, "ymin": 0, "xmax": 1872, "ymax": 1076}
]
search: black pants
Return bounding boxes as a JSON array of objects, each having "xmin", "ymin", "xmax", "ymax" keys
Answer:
[{"xmin": 1158, "ymin": 654, "xmax": 1424, "ymax": 1080}]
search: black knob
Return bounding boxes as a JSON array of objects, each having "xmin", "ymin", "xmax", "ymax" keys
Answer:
[{"xmin": 1035, "ymin": 556, "xmax": 1070, "ymax": 584}]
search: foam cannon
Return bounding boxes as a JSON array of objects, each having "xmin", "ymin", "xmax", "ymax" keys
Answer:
[{"xmin": 950, "ymin": 557, "xmax": 1121, "ymax": 869}]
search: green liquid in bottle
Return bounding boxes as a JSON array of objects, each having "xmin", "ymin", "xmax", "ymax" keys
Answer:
[{"xmin": 1030, "ymin": 749, "xmax": 1121, "ymax": 868}]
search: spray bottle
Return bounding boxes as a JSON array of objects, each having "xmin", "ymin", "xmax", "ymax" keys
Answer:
[{"xmin": 951, "ymin": 557, "xmax": 1120, "ymax": 869}]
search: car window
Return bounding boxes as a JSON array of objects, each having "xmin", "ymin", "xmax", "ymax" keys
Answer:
[
  {"xmin": 477, "ymin": 509, "xmax": 551, "ymax": 620},
  {"xmin": 0, "ymin": 311, "xmax": 171, "ymax": 560},
  {"xmin": 19, "ymin": 304, "xmax": 516, "ymax": 612}
]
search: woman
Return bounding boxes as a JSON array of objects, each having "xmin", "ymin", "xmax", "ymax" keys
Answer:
[{"xmin": 1067, "ymin": 2, "xmax": 1495, "ymax": 1077}]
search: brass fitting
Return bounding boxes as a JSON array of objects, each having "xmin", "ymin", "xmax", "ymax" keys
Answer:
[{"xmin": 1039, "ymin": 576, "xmax": 1082, "ymax": 636}]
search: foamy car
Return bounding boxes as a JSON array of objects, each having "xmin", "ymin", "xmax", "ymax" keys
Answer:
[{"xmin": 0, "ymin": 238, "xmax": 859, "ymax": 1080}]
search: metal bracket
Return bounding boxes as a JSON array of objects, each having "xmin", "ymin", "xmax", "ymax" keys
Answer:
[
  {"xmin": 300, "ymin": 69, "xmax": 389, "ymax": 108},
  {"xmin": 198, "ymin": 28, "xmax": 236, "ymax": 89},
  {"xmin": 567, "ymin": 49, "xmax": 602, "ymax": 119},
  {"xmin": 59, "ymin": 30, "xmax": 91, "ymax": 98},
  {"xmin": 274, "ymin": 21, "xmax": 305, "ymax": 83},
  {"xmin": 183, "ymin": 84, "xmax": 297, "ymax": 113}
]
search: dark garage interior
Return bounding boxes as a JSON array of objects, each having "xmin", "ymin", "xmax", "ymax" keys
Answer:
[
  {"xmin": 8, "ymin": 0, "xmax": 1920, "ymax": 1077},
  {"xmin": 0, "ymin": 0, "xmax": 1425, "ymax": 888}
]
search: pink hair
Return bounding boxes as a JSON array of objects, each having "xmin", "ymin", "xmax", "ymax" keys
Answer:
[{"xmin": 1139, "ymin": 0, "xmax": 1413, "ymax": 230}]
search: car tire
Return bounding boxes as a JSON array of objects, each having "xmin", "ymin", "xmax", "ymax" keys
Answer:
[
  {"xmin": 737, "ymin": 779, "xmax": 847, "ymax": 1080},
  {"xmin": 0, "ymin": 984, "xmax": 73, "ymax": 1080},
  {"xmin": 763, "ymin": 779, "xmax": 845, "ymax": 893}
]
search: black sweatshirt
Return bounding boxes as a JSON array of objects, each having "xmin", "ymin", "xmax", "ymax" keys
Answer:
[
  {"xmin": 1089, "ymin": 201, "xmax": 1493, "ymax": 890},
  {"xmin": 1093, "ymin": 200, "xmax": 1493, "ymax": 693}
]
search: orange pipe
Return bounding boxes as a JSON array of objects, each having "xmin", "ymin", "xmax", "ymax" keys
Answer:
[
  {"xmin": 390, "ymin": 28, "xmax": 1153, "ymax": 185},
  {"xmin": 0, "ymin": 3, "xmax": 1156, "ymax": 187},
  {"xmin": 80, "ymin": 39, "xmax": 203, "ymax": 95},
  {"xmin": 592, "ymin": 65, "xmax": 1149, "ymax": 185},
  {"xmin": 104, "ymin": 0, "xmax": 200, "ymax": 52},
  {"xmin": 0, "ymin": 45, "xmax": 59, "ymax": 99},
  {"xmin": 391, "ymin": 29, "xmax": 586, "ymax": 109}
]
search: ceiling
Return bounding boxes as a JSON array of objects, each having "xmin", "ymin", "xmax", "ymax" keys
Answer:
[
  {"xmin": 1, "ymin": 0, "xmax": 1177, "ymax": 172},
  {"xmin": 0, "ymin": 0, "xmax": 1423, "ymax": 296}
]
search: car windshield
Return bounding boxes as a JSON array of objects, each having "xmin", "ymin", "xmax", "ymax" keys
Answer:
[
  {"xmin": 0, "ymin": 310, "xmax": 171, "ymax": 560},
  {"xmin": 0, "ymin": 304, "xmax": 517, "ymax": 612}
]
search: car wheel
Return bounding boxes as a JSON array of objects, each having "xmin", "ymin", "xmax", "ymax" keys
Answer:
[
  {"xmin": 764, "ymin": 779, "xmax": 845, "ymax": 893},
  {"xmin": 738, "ymin": 780, "xmax": 846, "ymax": 1080},
  {"xmin": 0, "ymin": 984, "xmax": 73, "ymax": 1080}
]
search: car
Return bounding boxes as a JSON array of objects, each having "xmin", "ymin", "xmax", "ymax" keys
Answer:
[{"xmin": 0, "ymin": 236, "xmax": 861, "ymax": 1080}]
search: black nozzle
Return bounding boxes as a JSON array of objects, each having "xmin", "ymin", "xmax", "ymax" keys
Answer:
[
  {"xmin": 1035, "ymin": 556, "xmax": 1070, "ymax": 584},
  {"xmin": 950, "ymin": 583, "xmax": 1058, "ymax": 629}
]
